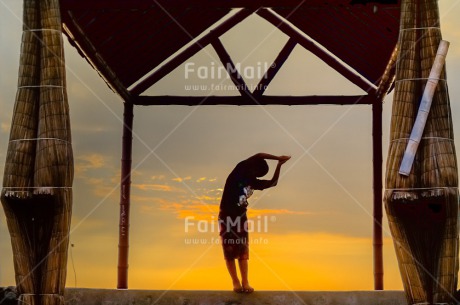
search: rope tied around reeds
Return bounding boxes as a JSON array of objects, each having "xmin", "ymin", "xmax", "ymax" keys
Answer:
[
  {"xmin": 395, "ymin": 78, "xmax": 446, "ymax": 82},
  {"xmin": 391, "ymin": 137, "xmax": 453, "ymax": 142},
  {"xmin": 24, "ymin": 28, "xmax": 62, "ymax": 33},
  {"xmin": 18, "ymin": 85, "xmax": 64, "ymax": 88},
  {"xmin": 9, "ymin": 138, "xmax": 70, "ymax": 143},
  {"xmin": 22, "ymin": 293, "xmax": 62, "ymax": 296},
  {"xmin": 400, "ymin": 27, "xmax": 440, "ymax": 31}
]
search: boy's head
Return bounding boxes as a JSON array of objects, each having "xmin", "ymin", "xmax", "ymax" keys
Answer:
[{"xmin": 250, "ymin": 158, "xmax": 269, "ymax": 177}]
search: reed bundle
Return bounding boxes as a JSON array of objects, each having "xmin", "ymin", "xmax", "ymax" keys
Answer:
[
  {"xmin": 1, "ymin": 0, "xmax": 73, "ymax": 304},
  {"xmin": 385, "ymin": 0, "xmax": 458, "ymax": 303}
]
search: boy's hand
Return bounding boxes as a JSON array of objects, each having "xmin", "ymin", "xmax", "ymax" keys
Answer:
[{"xmin": 278, "ymin": 155, "xmax": 291, "ymax": 164}]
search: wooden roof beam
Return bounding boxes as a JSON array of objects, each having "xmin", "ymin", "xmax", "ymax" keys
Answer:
[
  {"xmin": 211, "ymin": 38, "xmax": 252, "ymax": 98},
  {"xmin": 133, "ymin": 95, "xmax": 374, "ymax": 106},
  {"xmin": 257, "ymin": 9, "xmax": 378, "ymax": 95},
  {"xmin": 62, "ymin": 16, "xmax": 132, "ymax": 102},
  {"xmin": 129, "ymin": 9, "xmax": 253, "ymax": 96},
  {"xmin": 376, "ymin": 44, "xmax": 398, "ymax": 100},
  {"xmin": 253, "ymin": 37, "xmax": 297, "ymax": 97},
  {"xmin": 61, "ymin": 0, "xmax": 317, "ymax": 11}
]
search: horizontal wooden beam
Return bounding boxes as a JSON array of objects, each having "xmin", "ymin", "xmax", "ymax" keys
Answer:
[
  {"xmin": 61, "ymin": 0, "xmax": 314, "ymax": 10},
  {"xmin": 133, "ymin": 95, "xmax": 374, "ymax": 106},
  {"xmin": 257, "ymin": 9, "xmax": 377, "ymax": 95},
  {"xmin": 130, "ymin": 9, "xmax": 253, "ymax": 96}
]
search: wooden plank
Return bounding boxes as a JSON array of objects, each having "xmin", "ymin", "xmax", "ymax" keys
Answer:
[
  {"xmin": 257, "ymin": 9, "xmax": 377, "ymax": 94},
  {"xmin": 376, "ymin": 44, "xmax": 398, "ymax": 100},
  {"xmin": 253, "ymin": 38, "xmax": 297, "ymax": 97},
  {"xmin": 211, "ymin": 38, "xmax": 252, "ymax": 97},
  {"xmin": 130, "ymin": 9, "xmax": 253, "ymax": 96},
  {"xmin": 61, "ymin": 0, "xmax": 322, "ymax": 10},
  {"xmin": 133, "ymin": 95, "xmax": 374, "ymax": 106},
  {"xmin": 62, "ymin": 13, "xmax": 132, "ymax": 101}
]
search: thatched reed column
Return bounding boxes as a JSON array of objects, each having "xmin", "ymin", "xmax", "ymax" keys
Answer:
[
  {"xmin": 1, "ymin": 0, "xmax": 73, "ymax": 305},
  {"xmin": 384, "ymin": 0, "xmax": 458, "ymax": 304}
]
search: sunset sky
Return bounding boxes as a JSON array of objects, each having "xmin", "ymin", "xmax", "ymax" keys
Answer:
[{"xmin": 1, "ymin": 0, "xmax": 460, "ymax": 291}]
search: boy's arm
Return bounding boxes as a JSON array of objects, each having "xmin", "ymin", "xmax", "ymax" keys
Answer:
[
  {"xmin": 250, "ymin": 153, "xmax": 291, "ymax": 162},
  {"xmin": 253, "ymin": 156, "xmax": 291, "ymax": 190}
]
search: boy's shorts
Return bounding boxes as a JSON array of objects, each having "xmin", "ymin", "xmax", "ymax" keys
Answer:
[{"xmin": 219, "ymin": 215, "xmax": 249, "ymax": 260}]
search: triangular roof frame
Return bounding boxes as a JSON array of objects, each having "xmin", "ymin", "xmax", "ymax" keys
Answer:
[
  {"xmin": 131, "ymin": 8, "xmax": 393, "ymax": 106},
  {"xmin": 61, "ymin": 1, "xmax": 399, "ymax": 105}
]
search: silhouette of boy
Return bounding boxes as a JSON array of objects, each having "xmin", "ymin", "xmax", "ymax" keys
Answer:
[{"xmin": 219, "ymin": 153, "xmax": 291, "ymax": 293}]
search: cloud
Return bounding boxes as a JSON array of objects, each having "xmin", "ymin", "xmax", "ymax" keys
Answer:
[
  {"xmin": 172, "ymin": 176, "xmax": 191, "ymax": 182},
  {"xmin": 172, "ymin": 202, "xmax": 218, "ymax": 220},
  {"xmin": 75, "ymin": 154, "xmax": 106, "ymax": 174},
  {"xmin": 86, "ymin": 177, "xmax": 118, "ymax": 198},
  {"xmin": 195, "ymin": 195, "xmax": 220, "ymax": 203},
  {"xmin": 196, "ymin": 177, "xmax": 207, "ymax": 183},
  {"xmin": 133, "ymin": 183, "xmax": 183, "ymax": 193},
  {"xmin": 247, "ymin": 208, "xmax": 310, "ymax": 218},
  {"xmin": 74, "ymin": 153, "xmax": 120, "ymax": 198},
  {"xmin": 151, "ymin": 175, "xmax": 166, "ymax": 180},
  {"xmin": 138, "ymin": 197, "xmax": 218, "ymax": 221},
  {"xmin": 138, "ymin": 196, "xmax": 309, "ymax": 221}
]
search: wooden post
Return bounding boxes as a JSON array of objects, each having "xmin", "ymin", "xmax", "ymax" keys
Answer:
[
  {"xmin": 117, "ymin": 102, "xmax": 134, "ymax": 289},
  {"xmin": 372, "ymin": 99, "xmax": 384, "ymax": 290}
]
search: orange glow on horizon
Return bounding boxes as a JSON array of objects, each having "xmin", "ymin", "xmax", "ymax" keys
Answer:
[{"xmin": 66, "ymin": 233, "xmax": 403, "ymax": 291}]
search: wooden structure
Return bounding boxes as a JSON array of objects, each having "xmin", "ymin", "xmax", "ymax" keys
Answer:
[
  {"xmin": 385, "ymin": 0, "xmax": 459, "ymax": 304},
  {"xmin": 58, "ymin": 0, "xmax": 402, "ymax": 289},
  {"xmin": 5, "ymin": 0, "xmax": 457, "ymax": 299}
]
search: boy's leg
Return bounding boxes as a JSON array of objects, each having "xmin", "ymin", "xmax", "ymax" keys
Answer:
[
  {"xmin": 238, "ymin": 259, "xmax": 254, "ymax": 293},
  {"xmin": 225, "ymin": 259, "xmax": 243, "ymax": 291}
]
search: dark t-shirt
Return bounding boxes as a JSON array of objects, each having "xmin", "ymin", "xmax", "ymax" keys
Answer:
[{"xmin": 219, "ymin": 157, "xmax": 271, "ymax": 219}]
